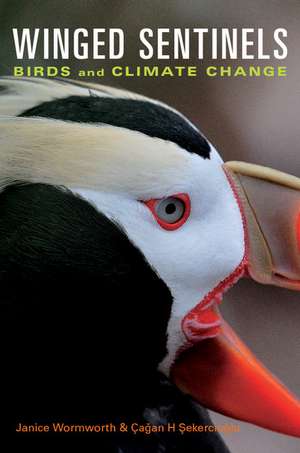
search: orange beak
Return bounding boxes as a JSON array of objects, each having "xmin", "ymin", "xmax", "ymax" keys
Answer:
[{"xmin": 172, "ymin": 162, "xmax": 300, "ymax": 437}]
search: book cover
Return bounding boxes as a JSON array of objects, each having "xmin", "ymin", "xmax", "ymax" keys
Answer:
[{"xmin": 0, "ymin": 1, "xmax": 299, "ymax": 451}]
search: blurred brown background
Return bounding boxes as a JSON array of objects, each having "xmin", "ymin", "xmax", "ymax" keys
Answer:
[{"xmin": 0, "ymin": 1, "xmax": 299, "ymax": 451}]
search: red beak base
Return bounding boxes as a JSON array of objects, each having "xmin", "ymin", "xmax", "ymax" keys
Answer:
[{"xmin": 172, "ymin": 321, "xmax": 300, "ymax": 437}]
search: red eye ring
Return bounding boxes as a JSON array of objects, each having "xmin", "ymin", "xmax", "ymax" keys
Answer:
[{"xmin": 144, "ymin": 193, "xmax": 191, "ymax": 231}]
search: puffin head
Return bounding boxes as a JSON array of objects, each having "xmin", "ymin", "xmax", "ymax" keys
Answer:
[{"xmin": 1, "ymin": 77, "xmax": 299, "ymax": 435}]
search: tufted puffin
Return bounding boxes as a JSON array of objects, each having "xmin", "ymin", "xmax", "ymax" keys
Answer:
[{"xmin": 0, "ymin": 77, "xmax": 299, "ymax": 451}]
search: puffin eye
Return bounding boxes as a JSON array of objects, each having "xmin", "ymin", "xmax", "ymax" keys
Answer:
[
  {"xmin": 155, "ymin": 197, "xmax": 185, "ymax": 223},
  {"xmin": 144, "ymin": 194, "xmax": 191, "ymax": 231}
]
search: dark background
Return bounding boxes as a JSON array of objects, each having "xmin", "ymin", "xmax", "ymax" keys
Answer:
[{"xmin": 0, "ymin": 1, "xmax": 299, "ymax": 451}]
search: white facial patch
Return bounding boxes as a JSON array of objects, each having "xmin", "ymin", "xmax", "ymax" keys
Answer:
[{"xmin": 73, "ymin": 145, "xmax": 245, "ymax": 375}]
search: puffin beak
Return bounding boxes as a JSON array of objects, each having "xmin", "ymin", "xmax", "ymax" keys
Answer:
[
  {"xmin": 225, "ymin": 161, "xmax": 300, "ymax": 290},
  {"xmin": 172, "ymin": 161, "xmax": 300, "ymax": 437}
]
